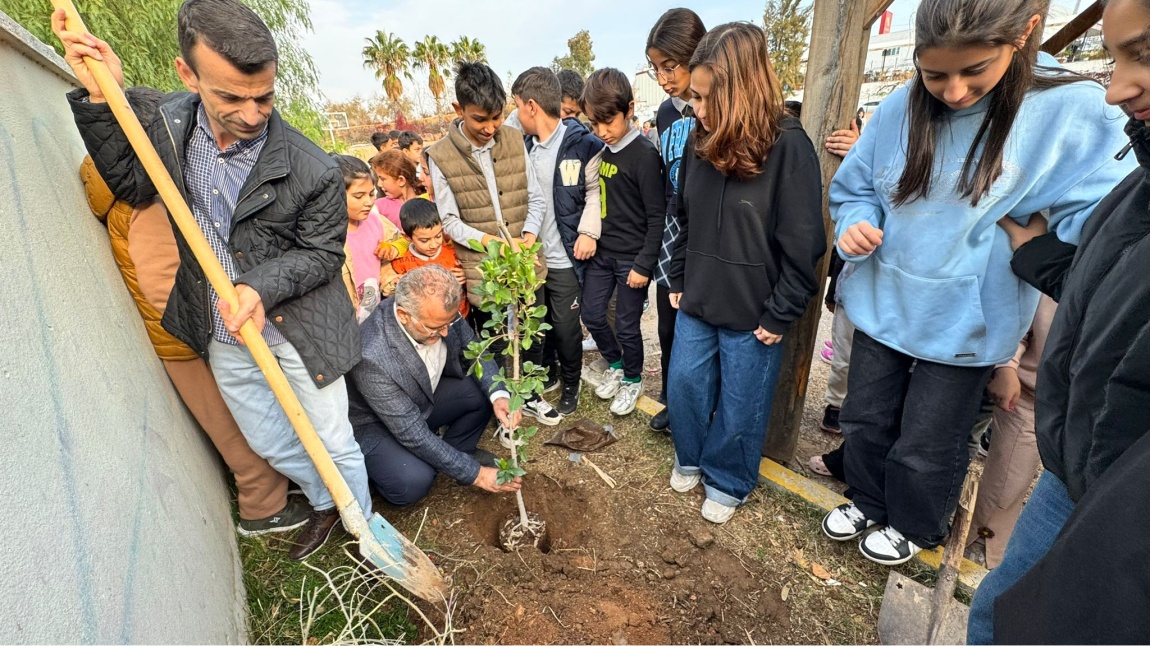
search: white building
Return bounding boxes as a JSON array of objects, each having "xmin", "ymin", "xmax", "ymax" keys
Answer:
[
  {"xmin": 862, "ymin": 6, "xmax": 1086, "ymax": 76},
  {"xmin": 791, "ymin": 5, "xmax": 1106, "ymax": 105},
  {"xmin": 633, "ymin": 68, "xmax": 666, "ymax": 124}
]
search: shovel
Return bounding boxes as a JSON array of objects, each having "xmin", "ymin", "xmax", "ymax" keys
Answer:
[
  {"xmin": 51, "ymin": 0, "xmax": 448, "ymax": 602},
  {"xmin": 877, "ymin": 469, "xmax": 979, "ymax": 645}
]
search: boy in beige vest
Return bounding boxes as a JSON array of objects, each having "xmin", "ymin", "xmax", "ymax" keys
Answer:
[{"xmin": 425, "ymin": 61, "xmax": 560, "ymax": 427}]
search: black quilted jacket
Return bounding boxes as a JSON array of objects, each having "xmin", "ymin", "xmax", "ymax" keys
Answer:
[{"xmin": 68, "ymin": 89, "xmax": 360, "ymax": 387}]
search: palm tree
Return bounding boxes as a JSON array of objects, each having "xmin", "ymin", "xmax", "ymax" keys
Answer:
[
  {"xmin": 412, "ymin": 35, "xmax": 453, "ymax": 116},
  {"xmin": 362, "ymin": 31, "xmax": 411, "ymax": 104},
  {"xmin": 450, "ymin": 36, "xmax": 488, "ymax": 65}
]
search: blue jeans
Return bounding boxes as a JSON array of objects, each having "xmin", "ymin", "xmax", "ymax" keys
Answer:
[
  {"xmin": 967, "ymin": 471, "xmax": 1075, "ymax": 644},
  {"xmin": 209, "ymin": 340, "xmax": 372, "ymax": 515},
  {"xmin": 667, "ymin": 312, "xmax": 784, "ymax": 507}
]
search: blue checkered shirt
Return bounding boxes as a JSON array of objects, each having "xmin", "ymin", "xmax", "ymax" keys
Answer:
[{"xmin": 184, "ymin": 105, "xmax": 286, "ymax": 346}]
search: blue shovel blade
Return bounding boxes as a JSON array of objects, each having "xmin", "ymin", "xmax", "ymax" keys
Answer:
[{"xmin": 358, "ymin": 513, "xmax": 449, "ymax": 602}]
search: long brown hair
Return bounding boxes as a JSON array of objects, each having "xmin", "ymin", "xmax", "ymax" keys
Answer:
[
  {"xmin": 895, "ymin": 0, "xmax": 1085, "ymax": 206},
  {"xmin": 370, "ymin": 149, "xmax": 423, "ymax": 194},
  {"xmin": 689, "ymin": 22, "xmax": 784, "ymax": 179}
]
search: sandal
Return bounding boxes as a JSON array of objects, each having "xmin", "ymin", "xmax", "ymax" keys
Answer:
[{"xmin": 809, "ymin": 455, "xmax": 833, "ymax": 477}]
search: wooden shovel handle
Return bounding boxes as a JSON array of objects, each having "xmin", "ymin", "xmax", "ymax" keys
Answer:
[
  {"xmin": 52, "ymin": 0, "xmax": 357, "ymax": 514},
  {"xmin": 926, "ymin": 469, "xmax": 980, "ymax": 644}
]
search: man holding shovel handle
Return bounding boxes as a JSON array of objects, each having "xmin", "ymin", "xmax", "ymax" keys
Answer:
[{"xmin": 53, "ymin": 0, "xmax": 372, "ymax": 562}]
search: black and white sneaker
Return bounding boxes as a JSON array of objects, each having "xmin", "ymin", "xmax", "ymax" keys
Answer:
[
  {"xmin": 542, "ymin": 369, "xmax": 561, "ymax": 394},
  {"xmin": 822, "ymin": 502, "xmax": 876, "ymax": 541},
  {"xmin": 859, "ymin": 526, "xmax": 923, "ymax": 566},
  {"xmin": 522, "ymin": 396, "xmax": 562, "ymax": 426}
]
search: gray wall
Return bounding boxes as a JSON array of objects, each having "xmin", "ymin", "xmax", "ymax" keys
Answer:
[{"xmin": 0, "ymin": 12, "xmax": 246, "ymax": 644}]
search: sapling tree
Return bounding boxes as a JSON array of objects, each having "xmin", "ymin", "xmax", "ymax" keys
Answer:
[{"xmin": 463, "ymin": 227, "xmax": 550, "ymax": 550}]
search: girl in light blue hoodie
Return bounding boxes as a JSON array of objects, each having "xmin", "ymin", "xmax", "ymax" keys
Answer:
[{"xmin": 820, "ymin": 0, "xmax": 1135, "ymax": 567}]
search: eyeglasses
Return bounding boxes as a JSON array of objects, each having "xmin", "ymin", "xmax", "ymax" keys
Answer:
[
  {"xmin": 411, "ymin": 312, "xmax": 462, "ymax": 337},
  {"xmin": 646, "ymin": 62, "xmax": 682, "ymax": 81}
]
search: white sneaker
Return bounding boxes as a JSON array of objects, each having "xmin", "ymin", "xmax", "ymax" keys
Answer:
[
  {"xmin": 701, "ymin": 499, "xmax": 737, "ymax": 524},
  {"xmin": 522, "ymin": 396, "xmax": 562, "ymax": 426},
  {"xmin": 610, "ymin": 379, "xmax": 643, "ymax": 415},
  {"xmin": 496, "ymin": 424, "xmax": 521, "ymax": 451},
  {"xmin": 595, "ymin": 367, "xmax": 625, "ymax": 399},
  {"xmin": 822, "ymin": 502, "xmax": 876, "ymax": 541},
  {"xmin": 669, "ymin": 468, "xmax": 701, "ymax": 493},
  {"xmin": 582, "ymin": 337, "xmax": 600, "ymax": 352},
  {"xmin": 860, "ymin": 526, "xmax": 923, "ymax": 566}
]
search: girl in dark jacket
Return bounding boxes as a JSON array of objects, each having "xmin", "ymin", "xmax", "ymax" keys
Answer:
[
  {"xmin": 666, "ymin": 22, "xmax": 825, "ymax": 524},
  {"xmin": 645, "ymin": 8, "xmax": 707, "ymax": 432},
  {"xmin": 968, "ymin": 0, "xmax": 1150, "ymax": 640}
]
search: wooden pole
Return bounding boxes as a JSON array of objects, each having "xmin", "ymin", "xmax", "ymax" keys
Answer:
[
  {"xmin": 1041, "ymin": 1, "xmax": 1103, "ymax": 55},
  {"xmin": 762, "ymin": 0, "xmax": 889, "ymax": 463}
]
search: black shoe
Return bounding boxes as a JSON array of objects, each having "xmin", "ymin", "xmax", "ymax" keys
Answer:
[
  {"xmin": 542, "ymin": 369, "xmax": 561, "ymax": 394},
  {"xmin": 650, "ymin": 408, "xmax": 670, "ymax": 432},
  {"xmin": 470, "ymin": 448, "xmax": 500, "ymax": 468},
  {"xmin": 558, "ymin": 382, "xmax": 580, "ymax": 415},
  {"xmin": 820, "ymin": 405, "xmax": 841, "ymax": 434},
  {"xmin": 288, "ymin": 508, "xmax": 342, "ymax": 561}
]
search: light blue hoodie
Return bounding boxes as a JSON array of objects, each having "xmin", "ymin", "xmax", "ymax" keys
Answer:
[{"xmin": 830, "ymin": 62, "xmax": 1135, "ymax": 367}]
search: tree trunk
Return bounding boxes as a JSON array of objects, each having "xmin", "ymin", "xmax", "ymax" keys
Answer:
[{"xmin": 762, "ymin": 0, "xmax": 888, "ymax": 463}]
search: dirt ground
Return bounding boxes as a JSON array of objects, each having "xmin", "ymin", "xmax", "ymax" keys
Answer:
[{"xmin": 371, "ymin": 285, "xmax": 917, "ymax": 645}]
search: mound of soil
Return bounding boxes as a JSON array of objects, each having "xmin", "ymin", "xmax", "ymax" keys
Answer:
[{"xmin": 411, "ymin": 466, "xmax": 790, "ymax": 645}]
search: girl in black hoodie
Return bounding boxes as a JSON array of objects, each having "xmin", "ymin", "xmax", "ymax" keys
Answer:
[
  {"xmin": 665, "ymin": 22, "xmax": 826, "ymax": 525},
  {"xmin": 968, "ymin": 0, "xmax": 1150, "ymax": 640}
]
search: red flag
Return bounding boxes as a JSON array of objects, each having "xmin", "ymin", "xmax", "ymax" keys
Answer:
[{"xmin": 879, "ymin": 10, "xmax": 893, "ymax": 35}]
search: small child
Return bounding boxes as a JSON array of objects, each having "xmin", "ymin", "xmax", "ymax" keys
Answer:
[
  {"xmin": 391, "ymin": 199, "xmax": 470, "ymax": 318},
  {"xmin": 397, "ymin": 131, "xmax": 424, "ymax": 167},
  {"xmin": 579, "ymin": 68, "xmax": 666, "ymax": 416},
  {"xmin": 333, "ymin": 154, "xmax": 406, "ymax": 323},
  {"xmin": 557, "ymin": 69, "xmax": 585, "ymax": 120},
  {"xmin": 370, "ymin": 149, "xmax": 423, "ymax": 230}
]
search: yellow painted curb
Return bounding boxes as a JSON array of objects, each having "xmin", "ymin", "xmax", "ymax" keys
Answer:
[
  {"xmin": 758, "ymin": 458, "xmax": 987, "ymax": 593},
  {"xmin": 635, "ymin": 395, "xmax": 664, "ymax": 417}
]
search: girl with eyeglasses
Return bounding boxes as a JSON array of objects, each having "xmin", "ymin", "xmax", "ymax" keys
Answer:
[{"xmin": 644, "ymin": 7, "xmax": 706, "ymax": 432}]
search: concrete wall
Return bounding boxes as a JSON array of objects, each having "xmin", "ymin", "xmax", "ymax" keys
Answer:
[{"xmin": 0, "ymin": 12, "xmax": 246, "ymax": 644}]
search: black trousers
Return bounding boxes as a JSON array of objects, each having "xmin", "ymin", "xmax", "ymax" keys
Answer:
[
  {"xmin": 358, "ymin": 376, "xmax": 490, "ymax": 506},
  {"xmin": 655, "ymin": 283, "xmax": 677, "ymax": 401},
  {"xmin": 541, "ymin": 266, "xmax": 584, "ymax": 387},
  {"xmin": 841, "ymin": 331, "xmax": 993, "ymax": 548},
  {"xmin": 582, "ymin": 254, "xmax": 646, "ymax": 380},
  {"xmin": 467, "ymin": 287, "xmax": 546, "ymax": 374}
]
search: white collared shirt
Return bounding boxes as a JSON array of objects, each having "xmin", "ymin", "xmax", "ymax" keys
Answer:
[
  {"xmin": 606, "ymin": 126, "xmax": 641, "ymax": 154},
  {"xmin": 395, "ymin": 304, "xmax": 448, "ymax": 392},
  {"xmin": 394, "ymin": 303, "xmax": 510, "ymax": 403}
]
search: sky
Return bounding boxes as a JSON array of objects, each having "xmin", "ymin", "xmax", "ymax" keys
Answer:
[{"xmin": 301, "ymin": 0, "xmax": 1078, "ymax": 105}]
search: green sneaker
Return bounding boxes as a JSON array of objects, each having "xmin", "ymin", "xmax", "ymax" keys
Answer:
[{"xmin": 237, "ymin": 496, "xmax": 311, "ymax": 536}]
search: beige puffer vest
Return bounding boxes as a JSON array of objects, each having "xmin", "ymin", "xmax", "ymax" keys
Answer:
[{"xmin": 426, "ymin": 121, "xmax": 546, "ymax": 305}]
